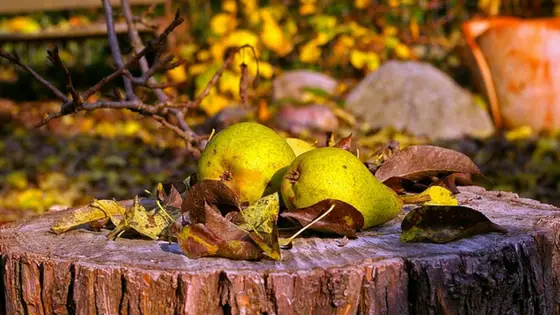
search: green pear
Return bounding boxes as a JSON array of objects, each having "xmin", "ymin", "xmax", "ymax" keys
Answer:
[
  {"xmin": 198, "ymin": 122, "xmax": 296, "ymax": 203},
  {"xmin": 281, "ymin": 147, "xmax": 402, "ymax": 229},
  {"xmin": 285, "ymin": 138, "xmax": 316, "ymax": 157}
]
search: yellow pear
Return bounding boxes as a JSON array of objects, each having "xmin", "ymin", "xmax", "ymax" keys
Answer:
[
  {"xmin": 285, "ymin": 138, "xmax": 316, "ymax": 156},
  {"xmin": 198, "ymin": 122, "xmax": 295, "ymax": 203},
  {"xmin": 281, "ymin": 147, "xmax": 402, "ymax": 229}
]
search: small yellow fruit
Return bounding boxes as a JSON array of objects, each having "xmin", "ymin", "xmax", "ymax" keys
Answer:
[
  {"xmin": 198, "ymin": 122, "xmax": 296, "ymax": 203},
  {"xmin": 285, "ymin": 138, "xmax": 316, "ymax": 156},
  {"xmin": 281, "ymin": 147, "xmax": 402, "ymax": 229}
]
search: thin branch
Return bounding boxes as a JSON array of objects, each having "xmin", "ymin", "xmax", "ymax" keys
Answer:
[
  {"xmin": 46, "ymin": 47, "xmax": 82, "ymax": 104},
  {"xmin": 190, "ymin": 44, "xmax": 259, "ymax": 109},
  {"xmin": 102, "ymin": 0, "xmax": 137, "ymax": 101},
  {"xmin": 0, "ymin": 49, "xmax": 68, "ymax": 101}
]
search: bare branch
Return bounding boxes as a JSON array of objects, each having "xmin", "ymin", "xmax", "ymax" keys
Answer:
[
  {"xmin": 190, "ymin": 44, "xmax": 259, "ymax": 109},
  {"xmin": 47, "ymin": 47, "xmax": 82, "ymax": 104},
  {"xmin": 102, "ymin": 0, "xmax": 137, "ymax": 101},
  {"xmin": 0, "ymin": 48, "xmax": 68, "ymax": 101}
]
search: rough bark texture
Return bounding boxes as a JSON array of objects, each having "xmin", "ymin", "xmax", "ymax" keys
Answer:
[{"xmin": 2, "ymin": 186, "xmax": 560, "ymax": 315}]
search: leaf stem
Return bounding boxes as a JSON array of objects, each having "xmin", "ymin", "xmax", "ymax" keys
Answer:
[{"xmin": 280, "ymin": 204, "xmax": 336, "ymax": 248}]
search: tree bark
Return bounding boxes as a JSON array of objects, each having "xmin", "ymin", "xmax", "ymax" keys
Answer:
[{"xmin": 2, "ymin": 186, "xmax": 560, "ymax": 315}]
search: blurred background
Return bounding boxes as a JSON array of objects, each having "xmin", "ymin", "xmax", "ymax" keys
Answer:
[{"xmin": 1, "ymin": 0, "xmax": 560, "ymax": 223}]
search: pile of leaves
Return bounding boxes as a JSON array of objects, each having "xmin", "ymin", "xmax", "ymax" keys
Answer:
[{"xmin": 51, "ymin": 136, "xmax": 507, "ymax": 261}]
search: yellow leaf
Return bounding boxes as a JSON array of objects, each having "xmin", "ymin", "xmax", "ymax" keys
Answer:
[
  {"xmin": 348, "ymin": 21, "xmax": 369, "ymax": 38},
  {"xmin": 189, "ymin": 63, "xmax": 208, "ymax": 76},
  {"xmin": 410, "ymin": 17, "xmax": 419, "ymax": 40},
  {"xmin": 394, "ymin": 43, "xmax": 411, "ymax": 59},
  {"xmin": 260, "ymin": 10, "xmax": 293, "ymax": 56},
  {"xmin": 355, "ymin": 0, "xmax": 370, "ymax": 9},
  {"xmin": 200, "ymin": 90, "xmax": 232, "ymax": 116},
  {"xmin": 300, "ymin": 41, "xmax": 321, "ymax": 63},
  {"xmin": 383, "ymin": 26, "xmax": 398, "ymax": 37},
  {"xmin": 258, "ymin": 61, "xmax": 274, "ymax": 79},
  {"xmin": 167, "ymin": 65, "xmax": 187, "ymax": 83},
  {"xmin": 227, "ymin": 30, "xmax": 260, "ymax": 48},
  {"xmin": 422, "ymin": 186, "xmax": 459, "ymax": 206},
  {"xmin": 210, "ymin": 13, "xmax": 237, "ymax": 36},
  {"xmin": 350, "ymin": 50, "xmax": 379, "ymax": 72},
  {"xmin": 478, "ymin": 0, "xmax": 501, "ymax": 16},
  {"xmin": 197, "ymin": 50, "xmax": 211, "ymax": 62},
  {"xmin": 220, "ymin": 70, "xmax": 241, "ymax": 98},
  {"xmin": 6, "ymin": 171, "xmax": 28, "ymax": 190},
  {"xmin": 7, "ymin": 16, "xmax": 40, "ymax": 33},
  {"xmin": 333, "ymin": 35, "xmax": 355, "ymax": 57},
  {"xmin": 299, "ymin": 3, "xmax": 316, "ymax": 15},
  {"xmin": 505, "ymin": 125, "xmax": 534, "ymax": 141},
  {"xmin": 222, "ymin": 0, "xmax": 237, "ymax": 13}
]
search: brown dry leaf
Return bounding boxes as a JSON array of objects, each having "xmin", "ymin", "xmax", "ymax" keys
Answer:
[
  {"xmin": 177, "ymin": 224, "xmax": 263, "ymax": 260},
  {"xmin": 333, "ymin": 133, "xmax": 353, "ymax": 151},
  {"xmin": 375, "ymin": 145, "xmax": 482, "ymax": 182},
  {"xmin": 400, "ymin": 205, "xmax": 507, "ymax": 243},
  {"xmin": 281, "ymin": 199, "xmax": 364, "ymax": 238},
  {"xmin": 177, "ymin": 201, "xmax": 264, "ymax": 260},
  {"xmin": 181, "ymin": 180, "xmax": 241, "ymax": 223},
  {"xmin": 433, "ymin": 172, "xmax": 473, "ymax": 194}
]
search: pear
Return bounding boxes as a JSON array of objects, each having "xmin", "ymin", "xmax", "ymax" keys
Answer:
[
  {"xmin": 198, "ymin": 122, "xmax": 296, "ymax": 203},
  {"xmin": 281, "ymin": 147, "xmax": 402, "ymax": 229},
  {"xmin": 285, "ymin": 138, "xmax": 316, "ymax": 157}
]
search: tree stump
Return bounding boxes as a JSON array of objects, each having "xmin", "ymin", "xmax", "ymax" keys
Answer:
[{"xmin": 2, "ymin": 186, "xmax": 560, "ymax": 315}]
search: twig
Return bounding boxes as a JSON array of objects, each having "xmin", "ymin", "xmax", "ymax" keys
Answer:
[
  {"xmin": 0, "ymin": 49, "xmax": 67, "ymax": 101},
  {"xmin": 102, "ymin": 0, "xmax": 137, "ymax": 101},
  {"xmin": 46, "ymin": 47, "xmax": 82, "ymax": 105}
]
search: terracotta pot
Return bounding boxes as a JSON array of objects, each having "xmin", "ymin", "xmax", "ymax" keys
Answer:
[{"xmin": 461, "ymin": 17, "xmax": 560, "ymax": 132}]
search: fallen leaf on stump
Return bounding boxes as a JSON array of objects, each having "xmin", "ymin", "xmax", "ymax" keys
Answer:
[
  {"xmin": 178, "ymin": 224, "xmax": 263, "ymax": 260},
  {"xmin": 178, "ymin": 201, "xmax": 264, "ymax": 260},
  {"xmin": 108, "ymin": 196, "xmax": 174, "ymax": 240},
  {"xmin": 400, "ymin": 205, "xmax": 507, "ymax": 243},
  {"xmin": 234, "ymin": 193, "xmax": 281, "ymax": 260},
  {"xmin": 51, "ymin": 199, "xmax": 126, "ymax": 234},
  {"xmin": 181, "ymin": 180, "xmax": 241, "ymax": 224},
  {"xmin": 281, "ymin": 199, "xmax": 364, "ymax": 238},
  {"xmin": 375, "ymin": 145, "xmax": 482, "ymax": 182}
]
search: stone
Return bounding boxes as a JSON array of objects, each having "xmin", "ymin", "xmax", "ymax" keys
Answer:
[
  {"xmin": 273, "ymin": 70, "xmax": 338, "ymax": 102},
  {"xmin": 344, "ymin": 61, "xmax": 495, "ymax": 140}
]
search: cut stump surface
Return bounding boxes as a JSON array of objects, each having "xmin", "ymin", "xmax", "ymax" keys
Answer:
[{"xmin": 2, "ymin": 186, "xmax": 560, "ymax": 315}]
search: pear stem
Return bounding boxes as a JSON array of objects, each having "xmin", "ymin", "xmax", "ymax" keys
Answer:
[{"xmin": 279, "ymin": 204, "xmax": 336, "ymax": 248}]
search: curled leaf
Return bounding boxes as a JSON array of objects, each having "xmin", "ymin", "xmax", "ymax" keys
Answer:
[
  {"xmin": 375, "ymin": 145, "xmax": 482, "ymax": 182},
  {"xmin": 435, "ymin": 172, "xmax": 473, "ymax": 194},
  {"xmin": 400, "ymin": 205, "xmax": 507, "ymax": 243},
  {"xmin": 281, "ymin": 199, "xmax": 364, "ymax": 238},
  {"xmin": 51, "ymin": 199, "xmax": 126, "ymax": 234},
  {"xmin": 333, "ymin": 133, "xmax": 353, "ymax": 151},
  {"xmin": 181, "ymin": 180, "xmax": 241, "ymax": 223},
  {"xmin": 178, "ymin": 224, "xmax": 263, "ymax": 261}
]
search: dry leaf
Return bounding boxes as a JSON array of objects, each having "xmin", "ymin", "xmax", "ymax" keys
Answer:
[
  {"xmin": 178, "ymin": 224, "xmax": 263, "ymax": 260},
  {"xmin": 281, "ymin": 199, "xmax": 364, "ymax": 238},
  {"xmin": 375, "ymin": 145, "xmax": 482, "ymax": 182},
  {"xmin": 400, "ymin": 205, "xmax": 507, "ymax": 243},
  {"xmin": 51, "ymin": 199, "xmax": 126, "ymax": 234},
  {"xmin": 333, "ymin": 133, "xmax": 353, "ymax": 151},
  {"xmin": 181, "ymin": 180, "xmax": 241, "ymax": 223},
  {"xmin": 108, "ymin": 196, "xmax": 173, "ymax": 240},
  {"xmin": 235, "ymin": 193, "xmax": 281, "ymax": 260}
]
